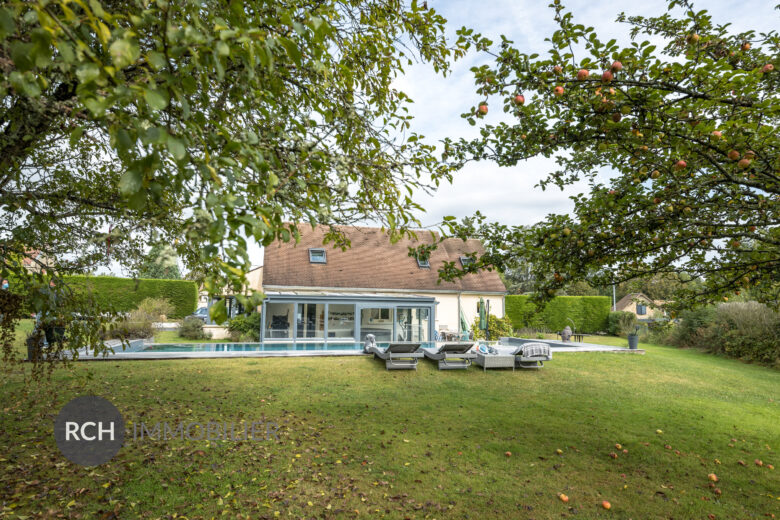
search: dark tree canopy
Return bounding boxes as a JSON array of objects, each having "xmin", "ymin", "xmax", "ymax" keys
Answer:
[
  {"xmin": 0, "ymin": 0, "xmax": 462, "ymax": 362},
  {"xmin": 440, "ymin": 1, "xmax": 779, "ymax": 312}
]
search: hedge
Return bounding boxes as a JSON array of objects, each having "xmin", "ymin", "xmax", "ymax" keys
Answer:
[
  {"xmin": 63, "ymin": 276, "xmax": 197, "ymax": 318},
  {"xmin": 505, "ymin": 295, "xmax": 611, "ymax": 333}
]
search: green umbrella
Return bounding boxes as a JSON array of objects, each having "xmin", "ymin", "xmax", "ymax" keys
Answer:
[
  {"xmin": 478, "ymin": 297, "xmax": 487, "ymax": 330},
  {"xmin": 459, "ymin": 308, "xmax": 469, "ymax": 335}
]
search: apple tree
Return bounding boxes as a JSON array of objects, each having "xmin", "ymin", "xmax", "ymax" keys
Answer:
[
  {"xmin": 0, "ymin": 0, "xmax": 461, "ymax": 366},
  {"xmin": 441, "ymin": 0, "xmax": 779, "ymax": 311}
]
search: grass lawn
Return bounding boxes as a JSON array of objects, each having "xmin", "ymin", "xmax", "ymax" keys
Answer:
[{"xmin": 1, "ymin": 332, "xmax": 778, "ymax": 519}]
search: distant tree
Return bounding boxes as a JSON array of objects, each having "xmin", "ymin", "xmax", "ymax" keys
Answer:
[
  {"xmin": 563, "ymin": 280, "xmax": 600, "ymax": 296},
  {"xmin": 138, "ymin": 244, "xmax": 181, "ymax": 280},
  {"xmin": 442, "ymin": 1, "xmax": 779, "ymax": 311}
]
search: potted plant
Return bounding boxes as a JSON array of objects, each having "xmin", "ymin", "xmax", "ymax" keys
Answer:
[{"xmin": 627, "ymin": 325, "xmax": 640, "ymax": 349}]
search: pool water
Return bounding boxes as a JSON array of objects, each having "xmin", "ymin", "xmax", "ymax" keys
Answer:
[{"xmin": 141, "ymin": 342, "xmax": 436, "ymax": 353}]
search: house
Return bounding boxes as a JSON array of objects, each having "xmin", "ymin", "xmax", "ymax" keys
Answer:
[
  {"xmin": 615, "ymin": 292, "xmax": 667, "ymax": 320},
  {"xmin": 260, "ymin": 225, "xmax": 507, "ymax": 343}
]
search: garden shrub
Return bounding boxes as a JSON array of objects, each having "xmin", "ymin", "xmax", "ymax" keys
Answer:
[
  {"xmin": 506, "ymin": 296, "xmax": 611, "ymax": 333},
  {"xmin": 227, "ymin": 313, "xmax": 262, "ymax": 341},
  {"xmin": 607, "ymin": 311, "xmax": 635, "ymax": 336},
  {"xmin": 135, "ymin": 297, "xmax": 174, "ymax": 321},
  {"xmin": 471, "ymin": 314, "xmax": 514, "ymax": 340},
  {"xmin": 103, "ymin": 320, "xmax": 153, "ymax": 340},
  {"xmin": 180, "ymin": 316, "xmax": 210, "ymax": 340},
  {"xmin": 62, "ymin": 276, "xmax": 197, "ymax": 318},
  {"xmin": 670, "ymin": 306, "xmax": 716, "ymax": 347},
  {"xmin": 670, "ymin": 302, "xmax": 779, "ymax": 367}
]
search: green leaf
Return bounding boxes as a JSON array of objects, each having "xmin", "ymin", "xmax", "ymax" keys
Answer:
[
  {"xmin": 209, "ymin": 298, "xmax": 227, "ymax": 324},
  {"xmin": 279, "ymin": 37, "xmax": 302, "ymax": 66},
  {"xmin": 167, "ymin": 136, "xmax": 186, "ymax": 161},
  {"xmin": 76, "ymin": 63, "xmax": 101, "ymax": 84},
  {"xmin": 109, "ymin": 38, "xmax": 140, "ymax": 69},
  {"xmin": 147, "ymin": 51, "xmax": 166, "ymax": 70},
  {"xmin": 119, "ymin": 169, "xmax": 144, "ymax": 195},
  {"xmin": 69, "ymin": 127, "xmax": 84, "ymax": 146},
  {"xmin": 10, "ymin": 42, "xmax": 33, "ymax": 72},
  {"xmin": 84, "ymin": 97, "xmax": 108, "ymax": 117},
  {"xmin": 216, "ymin": 40, "xmax": 230, "ymax": 57},
  {"xmin": 0, "ymin": 8, "xmax": 15, "ymax": 39},
  {"xmin": 144, "ymin": 88, "xmax": 169, "ymax": 111}
]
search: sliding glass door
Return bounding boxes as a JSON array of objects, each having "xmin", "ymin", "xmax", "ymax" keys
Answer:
[{"xmin": 395, "ymin": 308, "xmax": 430, "ymax": 342}]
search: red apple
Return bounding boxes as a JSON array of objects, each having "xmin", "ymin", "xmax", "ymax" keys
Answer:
[
  {"xmin": 609, "ymin": 452, "xmax": 618, "ymax": 459},
  {"xmin": 602, "ymin": 70, "xmax": 614, "ymax": 82},
  {"xmin": 608, "ymin": 189, "xmax": 616, "ymax": 195},
  {"xmin": 505, "ymin": 451, "xmax": 512, "ymax": 457},
  {"xmin": 611, "ymin": 61, "xmax": 623, "ymax": 72},
  {"xmin": 477, "ymin": 103, "xmax": 488, "ymax": 115},
  {"xmin": 674, "ymin": 160, "xmax": 687, "ymax": 170},
  {"xmin": 727, "ymin": 150, "xmax": 740, "ymax": 160},
  {"xmin": 601, "ymin": 500, "xmax": 611, "ymax": 510},
  {"xmin": 708, "ymin": 473, "xmax": 719, "ymax": 482},
  {"xmin": 687, "ymin": 33, "xmax": 700, "ymax": 44},
  {"xmin": 558, "ymin": 493, "xmax": 569, "ymax": 503},
  {"xmin": 576, "ymin": 69, "xmax": 589, "ymax": 80},
  {"xmin": 741, "ymin": 42, "xmax": 751, "ymax": 51},
  {"xmin": 553, "ymin": 65, "xmax": 563, "ymax": 74},
  {"xmin": 554, "ymin": 86, "xmax": 565, "ymax": 96},
  {"xmin": 744, "ymin": 150, "xmax": 756, "ymax": 159},
  {"xmin": 762, "ymin": 64, "xmax": 774, "ymax": 73},
  {"xmin": 514, "ymin": 94, "xmax": 525, "ymax": 105},
  {"xmin": 711, "ymin": 130, "xmax": 722, "ymax": 139},
  {"xmin": 738, "ymin": 158, "xmax": 751, "ymax": 169},
  {"xmin": 755, "ymin": 459, "xmax": 763, "ymax": 467}
]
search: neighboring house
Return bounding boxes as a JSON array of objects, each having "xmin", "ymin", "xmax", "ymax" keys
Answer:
[
  {"xmin": 22, "ymin": 250, "xmax": 52, "ymax": 273},
  {"xmin": 615, "ymin": 292, "xmax": 668, "ymax": 320},
  {"xmin": 261, "ymin": 225, "xmax": 507, "ymax": 343},
  {"xmin": 197, "ymin": 265, "xmax": 263, "ymax": 322}
]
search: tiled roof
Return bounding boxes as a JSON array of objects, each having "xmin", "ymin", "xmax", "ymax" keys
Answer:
[{"xmin": 262, "ymin": 225, "xmax": 506, "ymax": 293}]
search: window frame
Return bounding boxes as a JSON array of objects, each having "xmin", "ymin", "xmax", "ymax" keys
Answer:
[
  {"xmin": 308, "ymin": 248, "xmax": 327, "ymax": 264},
  {"xmin": 459, "ymin": 256, "xmax": 475, "ymax": 267}
]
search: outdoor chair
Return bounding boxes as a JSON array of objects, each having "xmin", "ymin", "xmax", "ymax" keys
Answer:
[
  {"xmin": 512, "ymin": 342, "xmax": 552, "ymax": 369},
  {"xmin": 422, "ymin": 342, "xmax": 476, "ymax": 370},
  {"xmin": 364, "ymin": 336, "xmax": 423, "ymax": 370}
]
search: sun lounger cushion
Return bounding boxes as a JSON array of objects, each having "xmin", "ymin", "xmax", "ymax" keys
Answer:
[{"xmin": 517, "ymin": 342, "xmax": 551, "ymax": 358}]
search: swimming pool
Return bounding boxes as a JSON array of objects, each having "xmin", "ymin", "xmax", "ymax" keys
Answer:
[{"xmin": 141, "ymin": 342, "xmax": 437, "ymax": 353}]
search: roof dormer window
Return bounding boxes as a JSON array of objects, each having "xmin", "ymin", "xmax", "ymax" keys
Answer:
[
  {"xmin": 459, "ymin": 256, "xmax": 475, "ymax": 267},
  {"xmin": 416, "ymin": 257, "xmax": 430, "ymax": 269},
  {"xmin": 309, "ymin": 248, "xmax": 326, "ymax": 264}
]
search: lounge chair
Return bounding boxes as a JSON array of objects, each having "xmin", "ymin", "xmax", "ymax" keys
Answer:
[
  {"xmin": 422, "ymin": 342, "xmax": 476, "ymax": 370},
  {"xmin": 364, "ymin": 336, "xmax": 423, "ymax": 370},
  {"xmin": 512, "ymin": 342, "xmax": 552, "ymax": 369}
]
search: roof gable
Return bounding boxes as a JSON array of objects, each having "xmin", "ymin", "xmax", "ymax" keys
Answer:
[
  {"xmin": 262, "ymin": 225, "xmax": 506, "ymax": 293},
  {"xmin": 615, "ymin": 292, "xmax": 652, "ymax": 310}
]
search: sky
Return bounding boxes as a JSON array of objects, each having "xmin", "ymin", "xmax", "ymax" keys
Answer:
[{"xmin": 238, "ymin": 0, "xmax": 778, "ymax": 267}]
